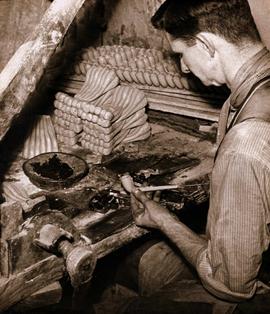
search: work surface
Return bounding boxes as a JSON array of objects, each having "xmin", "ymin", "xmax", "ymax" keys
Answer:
[{"xmin": 0, "ymin": 122, "xmax": 214, "ymax": 311}]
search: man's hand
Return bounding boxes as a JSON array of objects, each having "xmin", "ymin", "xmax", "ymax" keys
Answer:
[{"xmin": 130, "ymin": 189, "xmax": 170, "ymax": 229}]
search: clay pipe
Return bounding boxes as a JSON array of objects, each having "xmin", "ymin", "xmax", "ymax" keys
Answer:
[
  {"xmin": 120, "ymin": 173, "xmax": 178, "ymax": 193},
  {"xmin": 120, "ymin": 173, "xmax": 136, "ymax": 193}
]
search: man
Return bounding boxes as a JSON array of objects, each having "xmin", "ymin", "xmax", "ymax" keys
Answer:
[{"xmin": 95, "ymin": 1, "xmax": 270, "ymax": 313}]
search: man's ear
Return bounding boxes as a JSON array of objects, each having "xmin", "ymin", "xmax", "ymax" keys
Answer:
[{"xmin": 196, "ymin": 33, "xmax": 215, "ymax": 58}]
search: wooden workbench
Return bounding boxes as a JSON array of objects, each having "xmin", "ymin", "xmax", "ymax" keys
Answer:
[{"xmin": 0, "ymin": 122, "xmax": 214, "ymax": 311}]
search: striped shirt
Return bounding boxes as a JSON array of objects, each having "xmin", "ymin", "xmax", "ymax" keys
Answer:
[
  {"xmin": 197, "ymin": 49, "xmax": 270, "ymax": 301},
  {"xmin": 198, "ymin": 119, "xmax": 270, "ymax": 300}
]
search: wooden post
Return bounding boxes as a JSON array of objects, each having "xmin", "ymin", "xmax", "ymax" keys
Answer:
[
  {"xmin": 0, "ymin": 202, "xmax": 24, "ymax": 240},
  {"xmin": 0, "ymin": 256, "xmax": 65, "ymax": 312},
  {"xmin": 0, "ymin": 202, "xmax": 23, "ymax": 277},
  {"xmin": 92, "ymin": 225, "xmax": 148, "ymax": 258},
  {"xmin": 12, "ymin": 282, "xmax": 62, "ymax": 312},
  {"xmin": 0, "ymin": 0, "xmax": 90, "ymax": 140}
]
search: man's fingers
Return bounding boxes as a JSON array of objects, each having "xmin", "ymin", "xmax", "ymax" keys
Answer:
[
  {"xmin": 131, "ymin": 193, "xmax": 143, "ymax": 215},
  {"xmin": 132, "ymin": 189, "xmax": 150, "ymax": 205},
  {"xmin": 153, "ymin": 190, "xmax": 161, "ymax": 202},
  {"xmin": 130, "ymin": 193, "xmax": 139, "ymax": 210}
]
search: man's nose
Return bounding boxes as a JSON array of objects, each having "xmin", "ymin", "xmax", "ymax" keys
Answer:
[{"xmin": 180, "ymin": 59, "xmax": 190, "ymax": 74}]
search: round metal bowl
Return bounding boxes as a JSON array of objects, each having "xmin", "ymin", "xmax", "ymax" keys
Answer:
[{"xmin": 23, "ymin": 152, "xmax": 89, "ymax": 190}]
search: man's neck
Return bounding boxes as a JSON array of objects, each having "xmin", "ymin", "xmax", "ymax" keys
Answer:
[{"xmin": 220, "ymin": 42, "xmax": 265, "ymax": 89}]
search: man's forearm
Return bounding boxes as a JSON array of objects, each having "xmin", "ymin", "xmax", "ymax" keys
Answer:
[
  {"xmin": 157, "ymin": 208, "xmax": 260, "ymax": 302},
  {"xmin": 158, "ymin": 213, "xmax": 207, "ymax": 267}
]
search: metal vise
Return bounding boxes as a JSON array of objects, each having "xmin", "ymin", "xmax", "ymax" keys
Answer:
[{"xmin": 34, "ymin": 224, "xmax": 96, "ymax": 288}]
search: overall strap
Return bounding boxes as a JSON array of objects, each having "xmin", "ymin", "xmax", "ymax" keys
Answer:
[
  {"xmin": 230, "ymin": 76, "xmax": 270, "ymax": 128},
  {"xmin": 214, "ymin": 76, "xmax": 270, "ymax": 160}
]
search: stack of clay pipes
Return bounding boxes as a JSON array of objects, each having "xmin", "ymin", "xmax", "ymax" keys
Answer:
[
  {"xmin": 52, "ymin": 92, "xmax": 83, "ymax": 147},
  {"xmin": 20, "ymin": 115, "xmax": 58, "ymax": 159},
  {"xmin": 52, "ymin": 66, "xmax": 150, "ymax": 155},
  {"xmin": 70, "ymin": 45, "xmax": 210, "ymax": 93}
]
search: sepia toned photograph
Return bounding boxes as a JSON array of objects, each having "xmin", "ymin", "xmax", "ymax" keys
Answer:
[{"xmin": 1, "ymin": 1, "xmax": 270, "ymax": 313}]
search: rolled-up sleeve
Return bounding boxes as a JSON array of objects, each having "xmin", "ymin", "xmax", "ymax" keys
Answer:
[{"xmin": 196, "ymin": 151, "xmax": 270, "ymax": 301}]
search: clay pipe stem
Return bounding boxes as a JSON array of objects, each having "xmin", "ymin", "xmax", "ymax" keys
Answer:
[
  {"xmin": 139, "ymin": 185, "xmax": 179, "ymax": 192},
  {"xmin": 121, "ymin": 174, "xmax": 179, "ymax": 193}
]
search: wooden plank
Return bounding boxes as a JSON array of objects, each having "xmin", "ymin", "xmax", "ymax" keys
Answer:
[
  {"xmin": 144, "ymin": 89, "xmax": 225, "ymax": 104},
  {"xmin": 93, "ymin": 224, "xmax": 148, "ymax": 258},
  {"xmin": 147, "ymin": 94, "xmax": 221, "ymax": 122},
  {"xmin": 148, "ymin": 101, "xmax": 219, "ymax": 122},
  {"xmin": 146, "ymin": 92, "xmax": 221, "ymax": 112},
  {"xmin": 0, "ymin": 202, "xmax": 23, "ymax": 240},
  {"xmin": 7, "ymin": 211, "xmax": 79, "ymax": 274},
  {"xmin": 0, "ymin": 240, "xmax": 9, "ymax": 277},
  {"xmin": 0, "ymin": 0, "xmax": 90, "ymax": 140},
  {"xmin": 0, "ymin": 256, "xmax": 65, "ymax": 312},
  {"xmin": 77, "ymin": 208, "xmax": 134, "ymax": 244},
  {"xmin": 0, "ymin": 202, "xmax": 23, "ymax": 277},
  {"xmin": 12, "ymin": 282, "xmax": 62, "ymax": 311},
  {"xmin": 148, "ymin": 110, "xmax": 216, "ymax": 140}
]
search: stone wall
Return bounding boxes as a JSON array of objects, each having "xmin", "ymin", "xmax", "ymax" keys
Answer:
[
  {"xmin": 248, "ymin": 0, "xmax": 270, "ymax": 49},
  {"xmin": 1, "ymin": 0, "xmax": 270, "ymax": 72},
  {"xmin": 102, "ymin": 0, "xmax": 169, "ymax": 50},
  {"xmin": 0, "ymin": 0, "xmax": 50, "ymax": 71}
]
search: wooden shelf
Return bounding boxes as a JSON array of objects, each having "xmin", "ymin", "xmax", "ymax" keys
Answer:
[{"xmin": 58, "ymin": 78, "xmax": 225, "ymax": 122}]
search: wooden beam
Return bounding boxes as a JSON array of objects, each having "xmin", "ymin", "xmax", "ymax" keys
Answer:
[
  {"xmin": 12, "ymin": 282, "xmax": 62, "ymax": 312},
  {"xmin": 0, "ymin": 202, "xmax": 23, "ymax": 240},
  {"xmin": 0, "ymin": 256, "xmax": 65, "ymax": 312},
  {"xmin": 93, "ymin": 224, "xmax": 148, "ymax": 258},
  {"xmin": 0, "ymin": 0, "xmax": 89, "ymax": 140},
  {"xmin": 0, "ymin": 202, "xmax": 23, "ymax": 277},
  {"xmin": 146, "ymin": 92, "xmax": 221, "ymax": 122}
]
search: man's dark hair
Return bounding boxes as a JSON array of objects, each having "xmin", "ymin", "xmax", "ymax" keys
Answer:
[{"xmin": 151, "ymin": 0, "xmax": 261, "ymax": 45}]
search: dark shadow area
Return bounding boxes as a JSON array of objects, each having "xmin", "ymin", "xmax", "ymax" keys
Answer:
[
  {"xmin": 0, "ymin": 84, "xmax": 55, "ymax": 201},
  {"xmin": 0, "ymin": 0, "xmax": 120, "ymax": 200}
]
